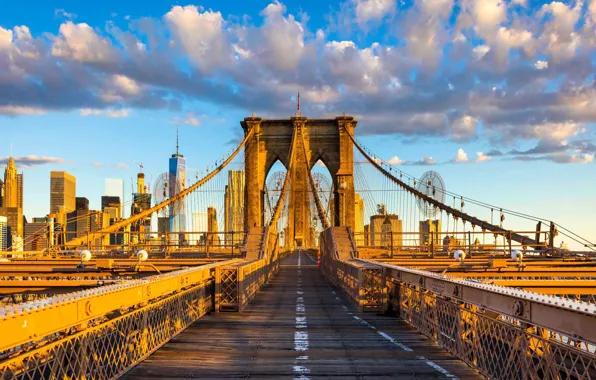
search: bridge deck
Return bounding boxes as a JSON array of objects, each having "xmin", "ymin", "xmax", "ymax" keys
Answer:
[{"xmin": 124, "ymin": 251, "xmax": 482, "ymax": 379}]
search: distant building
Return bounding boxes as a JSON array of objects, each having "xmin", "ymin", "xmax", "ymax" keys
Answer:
[
  {"xmin": 0, "ymin": 216, "xmax": 7, "ymax": 251},
  {"xmin": 192, "ymin": 211, "xmax": 208, "ymax": 244},
  {"xmin": 2, "ymin": 156, "xmax": 23, "ymax": 238},
  {"xmin": 105, "ymin": 179, "xmax": 124, "ymax": 218},
  {"xmin": 364, "ymin": 224, "xmax": 369, "ymax": 246},
  {"xmin": 0, "ymin": 178, "xmax": 4, "ymax": 207},
  {"xmin": 169, "ymin": 130, "xmax": 187, "ymax": 236},
  {"xmin": 224, "ymin": 170, "xmax": 244, "ymax": 244},
  {"xmin": 369, "ymin": 206, "xmax": 402, "ymax": 248},
  {"xmin": 158, "ymin": 217, "xmax": 170, "ymax": 235},
  {"xmin": 419, "ymin": 219, "xmax": 441, "ymax": 246},
  {"xmin": 17, "ymin": 174, "xmax": 23, "ymax": 209},
  {"xmin": 50, "ymin": 171, "xmax": 76, "ymax": 215},
  {"xmin": 101, "ymin": 196, "xmax": 121, "ymax": 212},
  {"xmin": 207, "ymin": 206, "xmax": 220, "ymax": 246},
  {"xmin": 354, "ymin": 193, "xmax": 364, "ymax": 246},
  {"xmin": 24, "ymin": 220, "xmax": 50, "ymax": 251},
  {"xmin": 131, "ymin": 173, "xmax": 152, "ymax": 243}
]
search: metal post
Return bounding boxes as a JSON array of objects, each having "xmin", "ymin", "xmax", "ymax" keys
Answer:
[
  {"xmin": 390, "ymin": 231, "xmax": 394, "ymax": 258},
  {"xmin": 549, "ymin": 221, "xmax": 555, "ymax": 250},
  {"xmin": 468, "ymin": 231, "xmax": 471, "ymax": 258}
]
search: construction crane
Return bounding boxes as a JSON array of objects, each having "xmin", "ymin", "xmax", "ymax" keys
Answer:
[{"xmin": 133, "ymin": 161, "xmax": 144, "ymax": 173}]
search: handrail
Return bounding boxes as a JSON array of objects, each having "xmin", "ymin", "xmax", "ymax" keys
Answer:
[
  {"xmin": 0, "ymin": 259, "xmax": 242, "ymax": 352},
  {"xmin": 365, "ymin": 259, "xmax": 596, "ymax": 344}
]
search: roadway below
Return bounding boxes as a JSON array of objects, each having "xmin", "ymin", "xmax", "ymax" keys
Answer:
[{"xmin": 124, "ymin": 251, "xmax": 481, "ymax": 379}]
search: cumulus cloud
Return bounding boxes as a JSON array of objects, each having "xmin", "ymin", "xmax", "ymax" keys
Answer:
[
  {"xmin": 535, "ymin": 60, "xmax": 548, "ymax": 70},
  {"xmin": 453, "ymin": 148, "xmax": 469, "ymax": 163},
  {"xmin": 164, "ymin": 6, "xmax": 231, "ymax": 72},
  {"xmin": 0, "ymin": 0, "xmax": 594, "ymax": 166},
  {"xmin": 80, "ymin": 108, "xmax": 130, "ymax": 118},
  {"xmin": 475, "ymin": 152, "xmax": 492, "ymax": 162},
  {"xmin": 51, "ymin": 22, "xmax": 118, "ymax": 63},
  {"xmin": 387, "ymin": 156, "xmax": 404, "ymax": 165},
  {"xmin": 0, "ymin": 155, "xmax": 66, "ymax": 168},
  {"xmin": 355, "ymin": 0, "xmax": 395, "ymax": 24},
  {"xmin": 407, "ymin": 156, "xmax": 437, "ymax": 166}
]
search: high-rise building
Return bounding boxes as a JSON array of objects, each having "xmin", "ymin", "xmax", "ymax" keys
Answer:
[
  {"xmin": 0, "ymin": 216, "xmax": 7, "ymax": 251},
  {"xmin": 101, "ymin": 196, "xmax": 121, "ymax": 211},
  {"xmin": 207, "ymin": 206, "xmax": 219, "ymax": 245},
  {"xmin": 380, "ymin": 214, "xmax": 403, "ymax": 248},
  {"xmin": 50, "ymin": 171, "xmax": 76, "ymax": 214},
  {"xmin": 0, "ymin": 178, "xmax": 4, "ymax": 207},
  {"xmin": 24, "ymin": 219, "xmax": 50, "ymax": 251},
  {"xmin": 354, "ymin": 193, "xmax": 364, "ymax": 246},
  {"xmin": 131, "ymin": 172, "xmax": 151, "ymax": 242},
  {"xmin": 369, "ymin": 205, "xmax": 402, "ymax": 248},
  {"xmin": 420, "ymin": 219, "xmax": 441, "ymax": 246},
  {"xmin": 105, "ymin": 179, "xmax": 124, "ymax": 218},
  {"xmin": 17, "ymin": 174, "xmax": 23, "ymax": 209},
  {"xmin": 192, "ymin": 211, "xmax": 208, "ymax": 244},
  {"xmin": 169, "ymin": 132, "xmax": 187, "ymax": 235},
  {"xmin": 1, "ymin": 156, "xmax": 23, "ymax": 238},
  {"xmin": 224, "ymin": 170, "xmax": 244, "ymax": 244}
]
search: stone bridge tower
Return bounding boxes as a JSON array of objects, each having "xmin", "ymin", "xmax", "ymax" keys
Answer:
[{"xmin": 241, "ymin": 114, "xmax": 357, "ymax": 249}]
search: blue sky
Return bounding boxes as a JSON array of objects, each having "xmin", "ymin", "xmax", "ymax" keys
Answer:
[{"xmin": 0, "ymin": 0, "xmax": 595, "ymax": 247}]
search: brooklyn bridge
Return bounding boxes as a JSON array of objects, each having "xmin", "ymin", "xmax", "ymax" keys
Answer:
[{"xmin": 0, "ymin": 114, "xmax": 594, "ymax": 379}]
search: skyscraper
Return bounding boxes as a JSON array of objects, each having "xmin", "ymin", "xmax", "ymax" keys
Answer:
[
  {"xmin": 207, "ymin": 206, "xmax": 219, "ymax": 245},
  {"xmin": 105, "ymin": 178, "xmax": 125, "ymax": 218},
  {"xmin": 420, "ymin": 219, "xmax": 441, "ymax": 246},
  {"xmin": 3, "ymin": 156, "xmax": 17, "ymax": 207},
  {"xmin": 224, "ymin": 170, "xmax": 244, "ymax": 244},
  {"xmin": 169, "ymin": 128, "xmax": 186, "ymax": 235},
  {"xmin": 1, "ymin": 156, "xmax": 23, "ymax": 238},
  {"xmin": 0, "ymin": 216, "xmax": 7, "ymax": 251},
  {"xmin": 0, "ymin": 178, "xmax": 4, "ymax": 207},
  {"xmin": 131, "ymin": 172, "xmax": 151, "ymax": 242},
  {"xmin": 17, "ymin": 174, "xmax": 23, "ymax": 209},
  {"xmin": 50, "ymin": 171, "xmax": 76, "ymax": 214}
]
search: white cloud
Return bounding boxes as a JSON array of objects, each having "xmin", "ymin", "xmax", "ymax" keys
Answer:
[
  {"xmin": 256, "ymin": 1, "xmax": 305, "ymax": 71},
  {"xmin": 181, "ymin": 113, "xmax": 201, "ymax": 126},
  {"xmin": 539, "ymin": 1, "xmax": 584, "ymax": 62},
  {"xmin": 450, "ymin": 115, "xmax": 477, "ymax": 141},
  {"xmin": 0, "ymin": 27, "xmax": 13, "ymax": 50},
  {"xmin": 52, "ymin": 22, "xmax": 118, "ymax": 63},
  {"xmin": 112, "ymin": 74, "xmax": 141, "ymax": 95},
  {"xmin": 80, "ymin": 108, "xmax": 130, "ymax": 118},
  {"xmin": 164, "ymin": 6, "xmax": 230, "ymax": 72},
  {"xmin": 0, "ymin": 105, "xmax": 46, "ymax": 116},
  {"xmin": 475, "ymin": 152, "xmax": 492, "ymax": 162},
  {"xmin": 355, "ymin": 0, "xmax": 395, "ymax": 23},
  {"xmin": 387, "ymin": 156, "xmax": 404, "ymax": 165},
  {"xmin": 534, "ymin": 60, "xmax": 548, "ymax": 70},
  {"xmin": 55, "ymin": 9, "xmax": 76, "ymax": 20},
  {"xmin": 453, "ymin": 148, "xmax": 469, "ymax": 163},
  {"xmin": 473, "ymin": 44, "xmax": 490, "ymax": 59}
]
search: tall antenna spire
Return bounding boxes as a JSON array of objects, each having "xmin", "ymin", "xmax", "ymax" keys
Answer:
[
  {"xmin": 297, "ymin": 91, "xmax": 300, "ymax": 113},
  {"xmin": 176, "ymin": 123, "xmax": 179, "ymax": 156}
]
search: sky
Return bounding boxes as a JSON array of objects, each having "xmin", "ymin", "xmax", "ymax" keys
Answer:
[{"xmin": 0, "ymin": 0, "xmax": 595, "ymax": 247}]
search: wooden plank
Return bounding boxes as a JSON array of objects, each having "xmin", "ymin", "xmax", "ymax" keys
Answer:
[{"xmin": 123, "ymin": 251, "xmax": 482, "ymax": 379}]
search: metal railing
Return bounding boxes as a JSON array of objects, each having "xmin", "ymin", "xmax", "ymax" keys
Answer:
[
  {"xmin": 0, "ymin": 259, "xmax": 241, "ymax": 378},
  {"xmin": 353, "ymin": 230, "xmax": 579, "ymax": 258},
  {"xmin": 320, "ymin": 227, "xmax": 596, "ymax": 379},
  {"xmin": 378, "ymin": 261, "xmax": 596, "ymax": 380}
]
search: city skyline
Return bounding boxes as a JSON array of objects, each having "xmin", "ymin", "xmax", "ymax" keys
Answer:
[{"xmin": 0, "ymin": 0, "xmax": 595, "ymax": 248}]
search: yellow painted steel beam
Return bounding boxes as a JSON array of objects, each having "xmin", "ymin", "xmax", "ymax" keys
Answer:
[
  {"xmin": 64, "ymin": 129, "xmax": 254, "ymax": 248},
  {"xmin": 364, "ymin": 259, "xmax": 596, "ymax": 345},
  {"xmin": 0, "ymin": 279, "xmax": 121, "ymax": 288},
  {"xmin": 0, "ymin": 259, "xmax": 241, "ymax": 352}
]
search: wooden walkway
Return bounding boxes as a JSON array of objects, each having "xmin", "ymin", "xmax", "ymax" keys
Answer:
[{"xmin": 124, "ymin": 251, "xmax": 482, "ymax": 379}]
